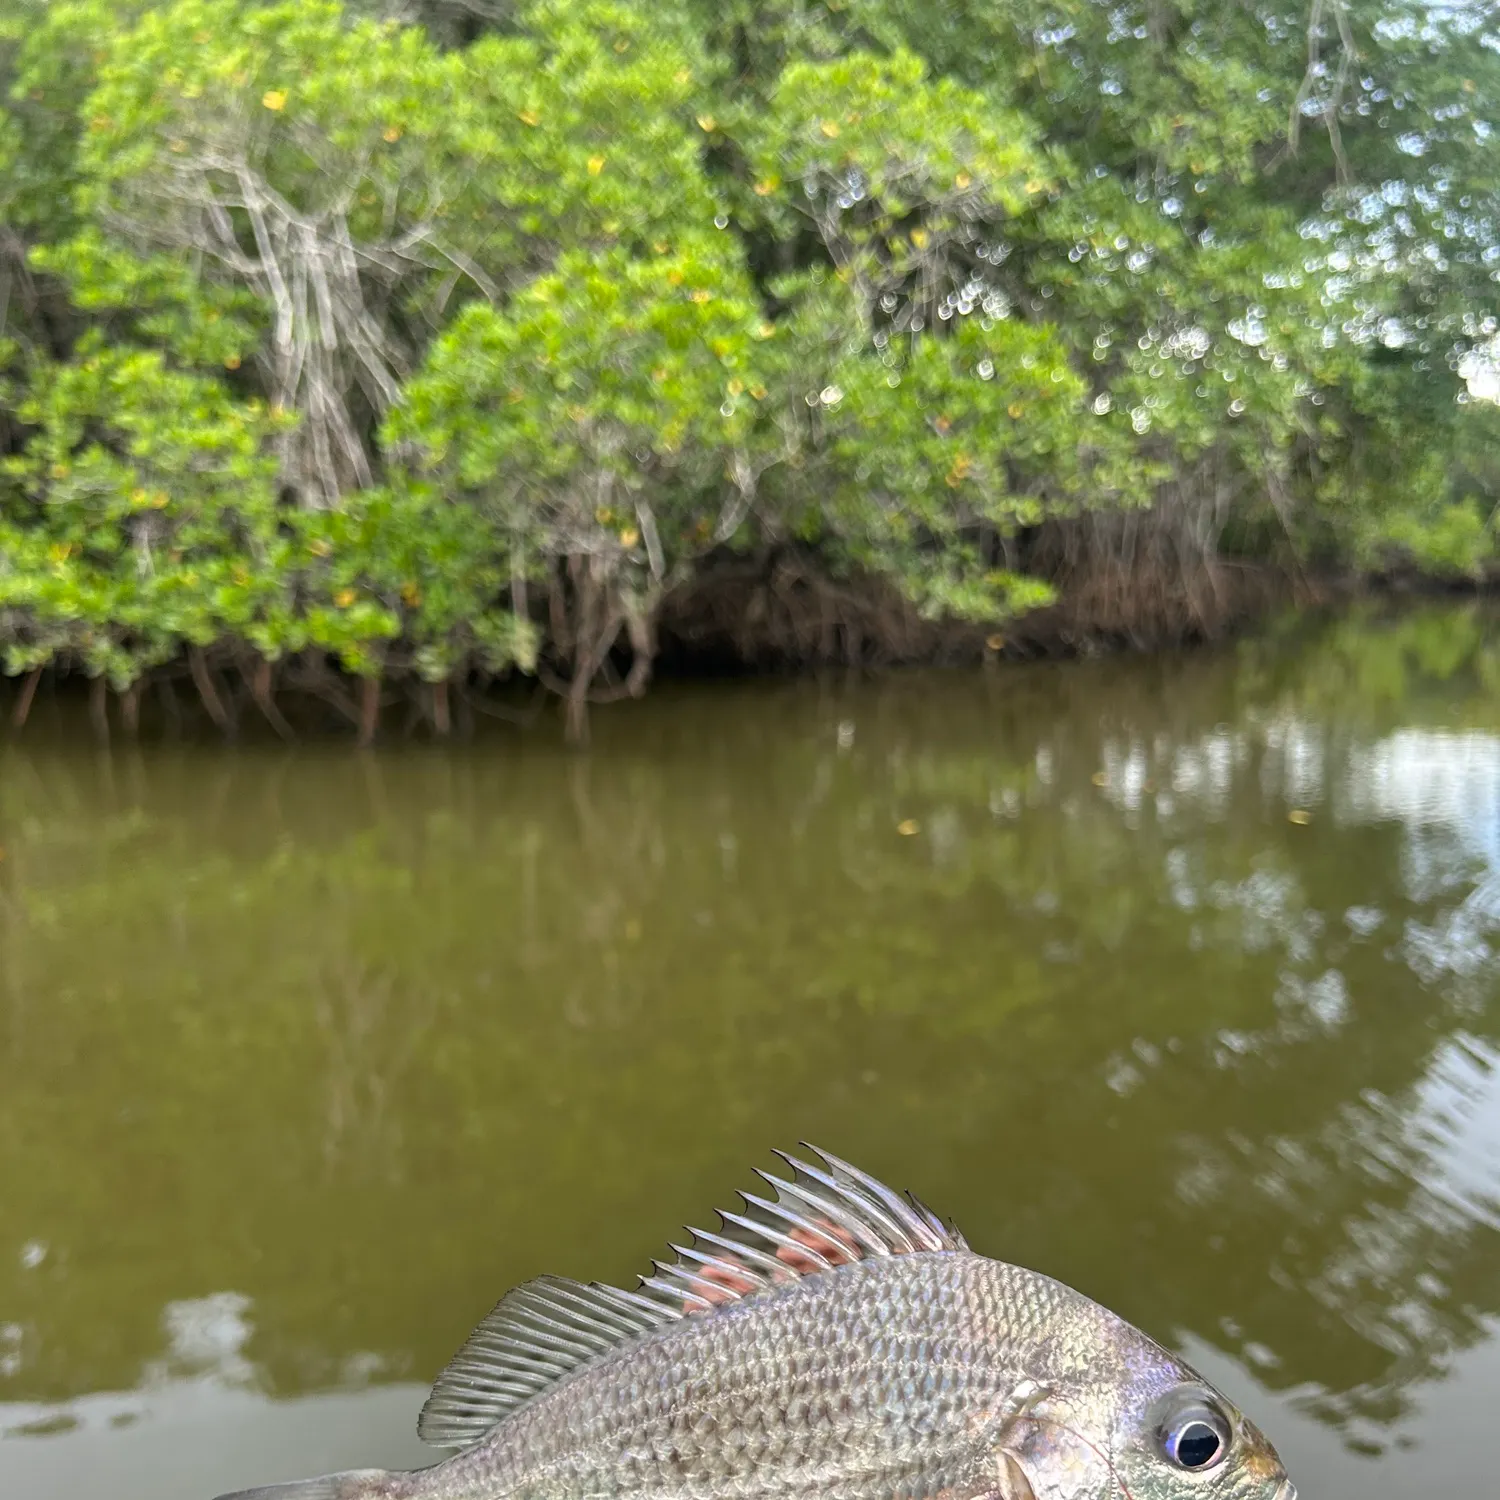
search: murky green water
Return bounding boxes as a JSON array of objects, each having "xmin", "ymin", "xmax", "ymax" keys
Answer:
[{"xmin": 2, "ymin": 603, "xmax": 1498, "ymax": 1499}]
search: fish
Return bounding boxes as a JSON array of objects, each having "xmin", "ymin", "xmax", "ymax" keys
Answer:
[{"xmin": 212, "ymin": 1145, "xmax": 1297, "ymax": 1500}]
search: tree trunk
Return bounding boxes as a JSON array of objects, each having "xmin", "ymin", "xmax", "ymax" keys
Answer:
[
  {"xmin": 9, "ymin": 666, "xmax": 42, "ymax": 731},
  {"xmin": 564, "ymin": 675, "xmax": 591, "ymax": 748},
  {"xmin": 623, "ymin": 608, "xmax": 656, "ymax": 698},
  {"xmin": 431, "ymin": 680, "xmax": 451, "ymax": 737},
  {"xmin": 544, "ymin": 553, "xmax": 655, "ymax": 746},
  {"xmin": 119, "ymin": 681, "xmax": 141, "ymax": 738},
  {"xmin": 189, "ymin": 646, "xmax": 232, "ymax": 735},
  {"xmin": 358, "ymin": 675, "xmax": 381, "ymax": 749},
  {"xmin": 89, "ymin": 675, "xmax": 110, "ymax": 746},
  {"xmin": 247, "ymin": 656, "xmax": 296, "ymax": 742}
]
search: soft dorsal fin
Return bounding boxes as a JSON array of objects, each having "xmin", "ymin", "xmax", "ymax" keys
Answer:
[{"xmin": 417, "ymin": 1144, "xmax": 966, "ymax": 1450}]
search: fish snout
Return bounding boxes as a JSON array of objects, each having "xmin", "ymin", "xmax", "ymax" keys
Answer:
[{"xmin": 1272, "ymin": 1479, "xmax": 1298, "ymax": 1500}]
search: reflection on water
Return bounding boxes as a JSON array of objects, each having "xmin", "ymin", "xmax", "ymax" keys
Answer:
[{"xmin": 1, "ymin": 603, "xmax": 1498, "ymax": 1499}]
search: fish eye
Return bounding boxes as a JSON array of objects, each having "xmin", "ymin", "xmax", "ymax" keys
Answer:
[{"xmin": 1159, "ymin": 1402, "xmax": 1231, "ymax": 1472}]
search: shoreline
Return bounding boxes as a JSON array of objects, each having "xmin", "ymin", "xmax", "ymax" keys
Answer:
[{"xmin": 2, "ymin": 573, "xmax": 1495, "ymax": 748}]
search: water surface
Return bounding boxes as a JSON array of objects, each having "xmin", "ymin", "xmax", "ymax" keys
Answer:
[{"xmin": 2, "ymin": 603, "xmax": 1499, "ymax": 1498}]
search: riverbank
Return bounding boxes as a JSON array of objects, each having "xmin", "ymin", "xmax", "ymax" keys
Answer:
[
  {"xmin": 3, "ymin": 562, "xmax": 1493, "ymax": 747},
  {"xmin": 656, "ymin": 547, "xmax": 1306, "ymax": 672}
]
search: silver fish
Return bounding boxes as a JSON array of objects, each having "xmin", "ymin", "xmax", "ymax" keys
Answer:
[{"xmin": 214, "ymin": 1146, "xmax": 1297, "ymax": 1500}]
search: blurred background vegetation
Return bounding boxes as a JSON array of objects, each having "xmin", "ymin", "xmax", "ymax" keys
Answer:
[{"xmin": 2, "ymin": 0, "xmax": 1498, "ymax": 742}]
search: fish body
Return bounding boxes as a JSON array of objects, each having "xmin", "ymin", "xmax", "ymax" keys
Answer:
[{"xmin": 215, "ymin": 1148, "xmax": 1296, "ymax": 1500}]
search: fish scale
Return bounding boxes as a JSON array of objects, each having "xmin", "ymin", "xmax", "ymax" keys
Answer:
[
  {"xmin": 212, "ymin": 1147, "xmax": 1297, "ymax": 1500},
  {"xmin": 457, "ymin": 1259, "xmax": 1011, "ymax": 1500}
]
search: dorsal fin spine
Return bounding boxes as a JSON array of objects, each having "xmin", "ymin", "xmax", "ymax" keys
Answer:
[
  {"xmin": 648, "ymin": 1256, "xmax": 721, "ymax": 1295},
  {"xmin": 741, "ymin": 1194, "xmax": 846, "ymax": 1266},
  {"xmin": 815, "ymin": 1146, "xmax": 940, "ymax": 1250},
  {"xmin": 690, "ymin": 1225, "xmax": 789, "ymax": 1279},
  {"xmin": 602, "ymin": 1282, "xmax": 685, "ymax": 1318},
  {"xmin": 749, "ymin": 1175, "xmax": 868, "ymax": 1254},
  {"xmin": 783, "ymin": 1151, "xmax": 917, "ymax": 1251},
  {"xmin": 906, "ymin": 1192, "xmax": 956, "ymax": 1246},
  {"xmin": 672, "ymin": 1242, "xmax": 770, "ymax": 1287},
  {"xmin": 416, "ymin": 1146, "xmax": 967, "ymax": 1454},
  {"xmin": 641, "ymin": 1274, "xmax": 713, "ymax": 1310},
  {"xmin": 766, "ymin": 1157, "xmax": 893, "ymax": 1259},
  {"xmin": 650, "ymin": 1263, "xmax": 727, "ymax": 1302},
  {"xmin": 718, "ymin": 1205, "xmax": 834, "ymax": 1267}
]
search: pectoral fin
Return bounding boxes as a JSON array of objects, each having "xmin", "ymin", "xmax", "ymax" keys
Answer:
[
  {"xmin": 995, "ymin": 1451, "xmax": 1040, "ymax": 1500},
  {"xmin": 955, "ymin": 1378, "xmax": 1048, "ymax": 1500}
]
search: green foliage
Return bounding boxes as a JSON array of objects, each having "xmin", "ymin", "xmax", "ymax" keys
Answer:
[
  {"xmin": 0, "ymin": 1, "xmax": 156, "ymax": 241},
  {"xmin": 742, "ymin": 47, "xmax": 1045, "ymax": 226},
  {"xmin": 30, "ymin": 229, "xmax": 266, "ymax": 366},
  {"xmin": 764, "ymin": 282, "xmax": 1098, "ymax": 617},
  {"xmin": 396, "ymin": 235, "xmax": 759, "ymax": 540},
  {"xmin": 0, "ymin": 0, "xmax": 1497, "ymax": 734},
  {"xmin": 458, "ymin": 0, "xmax": 716, "ymax": 255},
  {"xmin": 77, "ymin": 0, "xmax": 457, "ymax": 220},
  {"xmin": 392, "ymin": 234, "xmax": 763, "ymax": 709},
  {"xmin": 1357, "ymin": 496, "xmax": 1496, "ymax": 581},
  {"xmin": 294, "ymin": 481, "xmax": 537, "ymax": 678},
  {"xmin": 0, "ymin": 336, "xmax": 289, "ymax": 684}
]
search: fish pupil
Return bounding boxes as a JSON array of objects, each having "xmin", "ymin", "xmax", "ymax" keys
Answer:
[{"xmin": 1174, "ymin": 1421, "xmax": 1224, "ymax": 1469}]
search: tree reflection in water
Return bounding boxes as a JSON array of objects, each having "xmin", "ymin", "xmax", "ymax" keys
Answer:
[{"xmin": 0, "ymin": 605, "xmax": 1496, "ymax": 1489}]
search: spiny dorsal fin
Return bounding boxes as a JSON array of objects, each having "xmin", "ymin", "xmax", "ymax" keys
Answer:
[{"xmin": 417, "ymin": 1145, "xmax": 966, "ymax": 1451}]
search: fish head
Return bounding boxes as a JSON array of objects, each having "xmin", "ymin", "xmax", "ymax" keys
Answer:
[
  {"xmin": 1108, "ymin": 1373, "xmax": 1293, "ymax": 1500},
  {"xmin": 997, "ymin": 1326, "xmax": 1295, "ymax": 1500}
]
